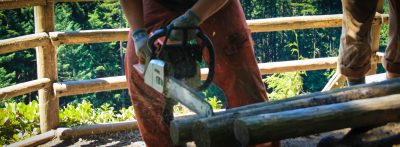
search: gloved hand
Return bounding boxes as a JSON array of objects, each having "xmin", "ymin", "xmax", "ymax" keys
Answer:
[
  {"xmin": 168, "ymin": 9, "xmax": 202, "ymax": 41},
  {"xmin": 132, "ymin": 28, "xmax": 152, "ymax": 65}
]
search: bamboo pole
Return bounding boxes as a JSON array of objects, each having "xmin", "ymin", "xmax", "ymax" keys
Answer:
[
  {"xmin": 234, "ymin": 94, "xmax": 400, "ymax": 146},
  {"xmin": 34, "ymin": 0, "xmax": 59, "ymax": 132},
  {"xmin": 5, "ymin": 121, "xmax": 138, "ymax": 147},
  {"xmin": 367, "ymin": 1, "xmax": 384, "ymax": 75},
  {"xmin": 0, "ymin": 78, "xmax": 51, "ymax": 100},
  {"xmin": 189, "ymin": 79, "xmax": 400, "ymax": 147},
  {"xmin": 49, "ymin": 28, "xmax": 129, "ymax": 46},
  {"xmin": 0, "ymin": 33, "xmax": 51, "ymax": 55},
  {"xmin": 0, "ymin": 0, "xmax": 46, "ymax": 10},
  {"xmin": 53, "ymin": 76, "xmax": 127, "ymax": 97},
  {"xmin": 247, "ymin": 14, "xmax": 388, "ymax": 33}
]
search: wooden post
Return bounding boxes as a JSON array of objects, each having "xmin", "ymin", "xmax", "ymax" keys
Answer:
[
  {"xmin": 233, "ymin": 94, "xmax": 400, "ymax": 146},
  {"xmin": 34, "ymin": 0, "xmax": 59, "ymax": 132},
  {"xmin": 188, "ymin": 79, "xmax": 400, "ymax": 147},
  {"xmin": 367, "ymin": 0, "xmax": 384, "ymax": 75}
]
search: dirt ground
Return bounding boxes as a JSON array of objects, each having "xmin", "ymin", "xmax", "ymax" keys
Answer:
[{"xmin": 39, "ymin": 123, "xmax": 400, "ymax": 147}]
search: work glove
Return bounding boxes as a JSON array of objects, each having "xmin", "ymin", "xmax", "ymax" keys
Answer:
[
  {"xmin": 132, "ymin": 28, "xmax": 152, "ymax": 66},
  {"xmin": 168, "ymin": 9, "xmax": 202, "ymax": 42}
]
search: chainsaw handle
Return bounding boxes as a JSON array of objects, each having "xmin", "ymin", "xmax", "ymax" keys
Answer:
[{"xmin": 147, "ymin": 27, "xmax": 215, "ymax": 91}]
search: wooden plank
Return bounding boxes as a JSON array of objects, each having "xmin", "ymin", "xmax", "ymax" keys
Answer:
[
  {"xmin": 34, "ymin": 0, "xmax": 59, "ymax": 132},
  {"xmin": 247, "ymin": 14, "xmax": 388, "ymax": 33},
  {"xmin": 53, "ymin": 76, "xmax": 127, "ymax": 97},
  {"xmin": 49, "ymin": 28, "xmax": 129, "ymax": 46},
  {"xmin": 172, "ymin": 78, "xmax": 400, "ymax": 146},
  {"xmin": 0, "ymin": 0, "xmax": 46, "ymax": 10},
  {"xmin": 0, "ymin": 33, "xmax": 51, "ymax": 55},
  {"xmin": 0, "ymin": 78, "xmax": 51, "ymax": 100},
  {"xmin": 234, "ymin": 94, "xmax": 400, "ymax": 146}
]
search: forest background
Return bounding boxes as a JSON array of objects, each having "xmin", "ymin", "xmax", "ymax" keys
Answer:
[{"xmin": 0, "ymin": 0, "xmax": 390, "ymax": 144}]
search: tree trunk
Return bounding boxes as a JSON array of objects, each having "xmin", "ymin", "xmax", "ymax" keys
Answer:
[
  {"xmin": 178, "ymin": 79, "xmax": 400, "ymax": 147},
  {"xmin": 234, "ymin": 94, "xmax": 400, "ymax": 146}
]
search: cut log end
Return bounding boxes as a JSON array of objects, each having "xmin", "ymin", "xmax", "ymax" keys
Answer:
[{"xmin": 234, "ymin": 120, "xmax": 250, "ymax": 146}]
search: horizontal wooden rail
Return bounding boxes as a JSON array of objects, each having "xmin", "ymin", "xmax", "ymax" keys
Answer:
[
  {"xmin": 248, "ymin": 13, "xmax": 388, "ymax": 33},
  {"xmin": 0, "ymin": 78, "xmax": 51, "ymax": 100},
  {"xmin": 53, "ymin": 76, "xmax": 127, "ymax": 97},
  {"xmin": 6, "ymin": 120, "xmax": 138, "ymax": 147},
  {"xmin": 53, "ymin": 54, "xmax": 381, "ymax": 97},
  {"xmin": 49, "ymin": 28, "xmax": 129, "ymax": 46},
  {"xmin": 45, "ymin": 14, "xmax": 388, "ymax": 45},
  {"xmin": 0, "ymin": 0, "xmax": 46, "ymax": 10},
  {"xmin": 0, "ymin": 33, "xmax": 51, "ymax": 55}
]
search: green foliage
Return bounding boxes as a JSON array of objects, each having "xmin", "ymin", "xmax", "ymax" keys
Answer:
[
  {"xmin": 0, "ymin": 101, "xmax": 40, "ymax": 145},
  {"xmin": 0, "ymin": 100, "xmax": 135, "ymax": 145},
  {"xmin": 265, "ymin": 72, "xmax": 304, "ymax": 100},
  {"xmin": 207, "ymin": 96, "xmax": 223, "ymax": 110}
]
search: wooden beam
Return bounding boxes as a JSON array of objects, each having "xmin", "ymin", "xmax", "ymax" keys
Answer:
[
  {"xmin": 367, "ymin": 1, "xmax": 385, "ymax": 75},
  {"xmin": 247, "ymin": 14, "xmax": 388, "ymax": 33},
  {"xmin": 53, "ymin": 76, "xmax": 127, "ymax": 97},
  {"xmin": 0, "ymin": 0, "xmax": 46, "ymax": 10},
  {"xmin": 6, "ymin": 121, "xmax": 138, "ymax": 147},
  {"xmin": 187, "ymin": 79, "xmax": 400, "ymax": 147},
  {"xmin": 234, "ymin": 94, "xmax": 400, "ymax": 146},
  {"xmin": 0, "ymin": 33, "xmax": 51, "ymax": 55},
  {"xmin": 57, "ymin": 121, "xmax": 138, "ymax": 140},
  {"xmin": 49, "ymin": 28, "xmax": 129, "ymax": 46},
  {"xmin": 0, "ymin": 78, "xmax": 51, "ymax": 100},
  {"xmin": 322, "ymin": 72, "xmax": 346, "ymax": 92},
  {"xmin": 34, "ymin": 0, "xmax": 59, "ymax": 132}
]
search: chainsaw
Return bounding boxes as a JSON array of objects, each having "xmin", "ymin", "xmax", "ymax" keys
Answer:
[{"xmin": 133, "ymin": 26, "xmax": 216, "ymax": 117}]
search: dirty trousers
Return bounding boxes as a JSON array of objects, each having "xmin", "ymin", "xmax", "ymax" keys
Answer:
[
  {"xmin": 339, "ymin": 0, "xmax": 400, "ymax": 78},
  {"xmin": 124, "ymin": 0, "xmax": 272, "ymax": 146}
]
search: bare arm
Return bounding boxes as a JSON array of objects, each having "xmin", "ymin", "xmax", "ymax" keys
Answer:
[
  {"xmin": 120, "ymin": 0, "xmax": 144, "ymax": 30},
  {"xmin": 191, "ymin": 0, "xmax": 229, "ymax": 22}
]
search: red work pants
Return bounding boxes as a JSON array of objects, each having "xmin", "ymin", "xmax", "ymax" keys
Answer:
[
  {"xmin": 124, "ymin": 0, "xmax": 274, "ymax": 146},
  {"xmin": 339, "ymin": 0, "xmax": 400, "ymax": 78}
]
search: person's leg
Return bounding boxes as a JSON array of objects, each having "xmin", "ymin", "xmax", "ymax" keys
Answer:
[
  {"xmin": 319, "ymin": 0, "xmax": 379, "ymax": 146},
  {"xmin": 384, "ymin": 0, "xmax": 400, "ymax": 79},
  {"xmin": 200, "ymin": 0, "xmax": 278, "ymax": 146},
  {"xmin": 200, "ymin": 0, "xmax": 268, "ymax": 108},
  {"xmin": 124, "ymin": 1, "xmax": 180, "ymax": 147},
  {"xmin": 338, "ymin": 0, "xmax": 378, "ymax": 86}
]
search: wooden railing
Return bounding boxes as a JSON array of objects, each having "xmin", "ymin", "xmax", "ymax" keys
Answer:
[{"xmin": 0, "ymin": 0, "xmax": 386, "ymax": 142}]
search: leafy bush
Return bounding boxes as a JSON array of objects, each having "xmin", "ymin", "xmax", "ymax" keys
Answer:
[
  {"xmin": 265, "ymin": 71, "xmax": 304, "ymax": 100},
  {"xmin": 0, "ymin": 100, "xmax": 135, "ymax": 145}
]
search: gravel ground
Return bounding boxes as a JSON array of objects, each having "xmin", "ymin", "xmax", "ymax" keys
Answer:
[{"xmin": 40, "ymin": 123, "xmax": 400, "ymax": 147}]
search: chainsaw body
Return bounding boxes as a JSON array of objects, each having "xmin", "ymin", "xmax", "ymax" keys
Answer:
[{"xmin": 137, "ymin": 26, "xmax": 216, "ymax": 117}]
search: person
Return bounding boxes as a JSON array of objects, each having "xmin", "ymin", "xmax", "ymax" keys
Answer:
[
  {"xmin": 120, "ymin": 0, "xmax": 280, "ymax": 146},
  {"xmin": 318, "ymin": 0, "xmax": 400, "ymax": 146},
  {"xmin": 338, "ymin": 0, "xmax": 400, "ymax": 86}
]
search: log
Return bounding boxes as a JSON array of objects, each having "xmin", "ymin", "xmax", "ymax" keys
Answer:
[
  {"xmin": 56, "ymin": 121, "xmax": 138, "ymax": 140},
  {"xmin": 0, "ymin": 33, "xmax": 51, "ymax": 55},
  {"xmin": 322, "ymin": 72, "xmax": 346, "ymax": 91},
  {"xmin": 49, "ymin": 28, "xmax": 129, "ymax": 46},
  {"xmin": 34, "ymin": 0, "xmax": 59, "ymax": 132},
  {"xmin": 0, "ymin": 0, "xmax": 46, "ymax": 10},
  {"xmin": 184, "ymin": 78, "xmax": 400, "ymax": 147},
  {"xmin": 53, "ymin": 76, "xmax": 127, "ymax": 97},
  {"xmin": 234, "ymin": 94, "xmax": 400, "ymax": 146},
  {"xmin": 366, "ymin": 2, "xmax": 384, "ymax": 76},
  {"xmin": 5, "ymin": 121, "xmax": 138, "ymax": 147},
  {"xmin": 0, "ymin": 78, "xmax": 51, "ymax": 100},
  {"xmin": 5, "ymin": 130, "xmax": 57, "ymax": 147},
  {"xmin": 247, "ymin": 14, "xmax": 388, "ymax": 33}
]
